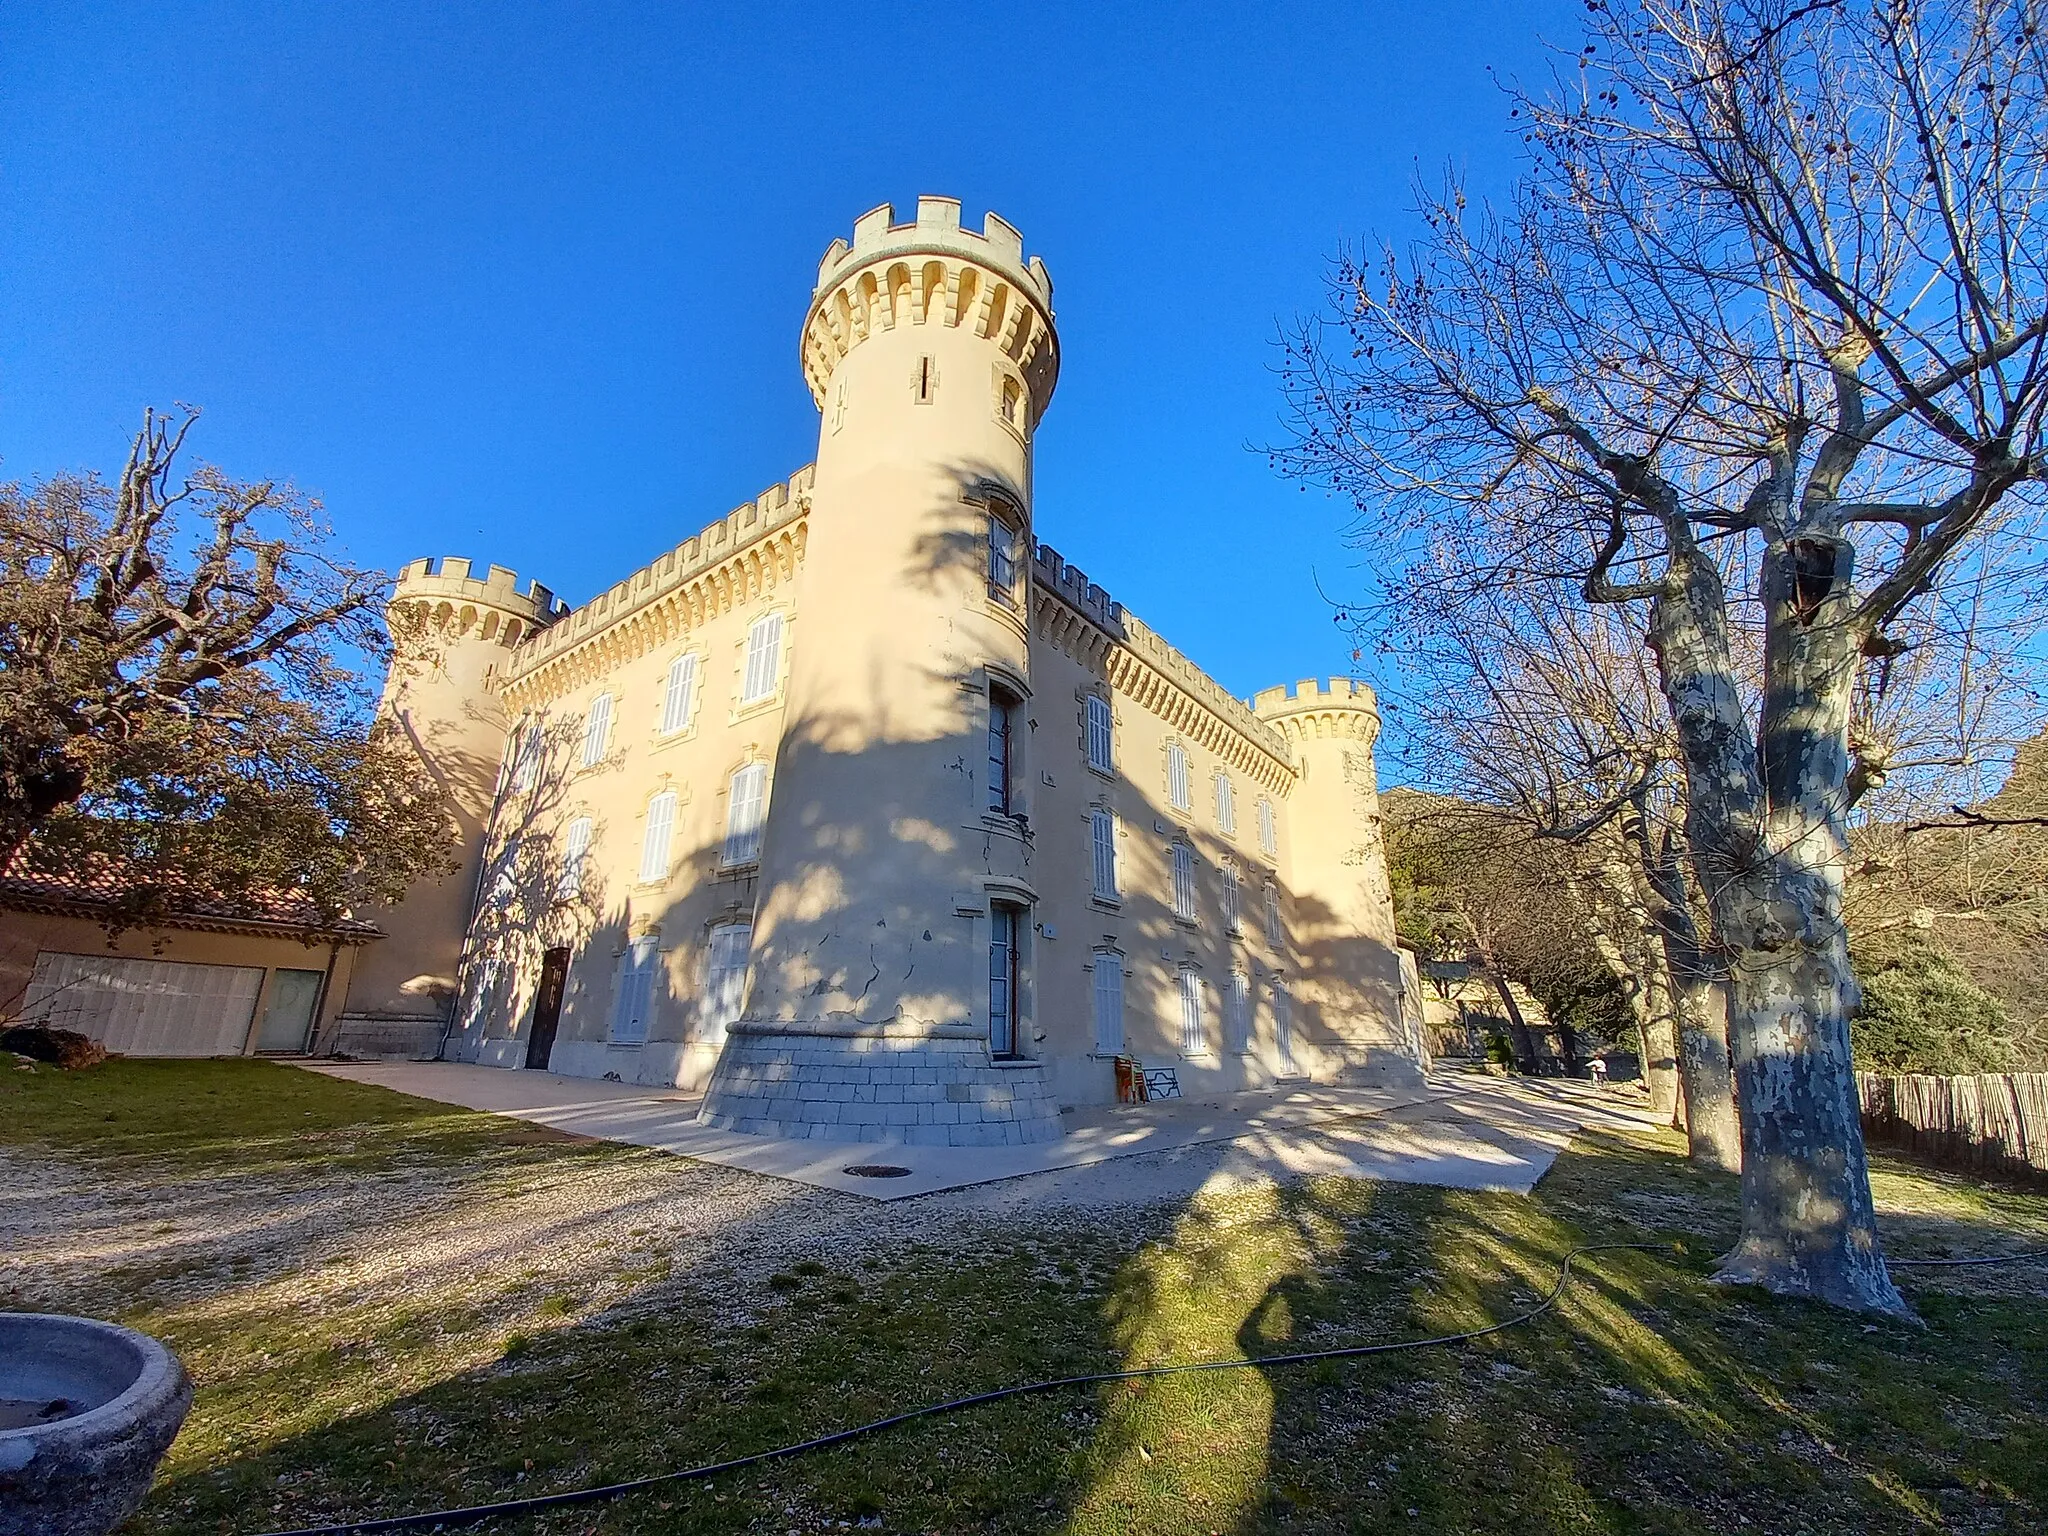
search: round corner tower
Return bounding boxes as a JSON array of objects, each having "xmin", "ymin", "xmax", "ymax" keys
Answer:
[
  {"xmin": 337, "ymin": 558, "xmax": 565, "ymax": 1045},
  {"xmin": 1251, "ymin": 679, "xmax": 1422, "ymax": 1084},
  {"xmin": 699, "ymin": 196, "xmax": 1067, "ymax": 1145}
]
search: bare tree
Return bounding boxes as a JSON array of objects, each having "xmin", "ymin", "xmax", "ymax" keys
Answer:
[
  {"xmin": 0, "ymin": 409, "xmax": 454, "ymax": 925},
  {"xmin": 1281, "ymin": 0, "xmax": 2047, "ymax": 1313}
]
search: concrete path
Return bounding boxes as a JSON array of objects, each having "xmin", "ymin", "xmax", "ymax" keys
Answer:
[{"xmin": 298, "ymin": 1060, "xmax": 1662, "ymax": 1205}]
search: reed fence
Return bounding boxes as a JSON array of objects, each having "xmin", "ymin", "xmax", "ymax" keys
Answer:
[{"xmin": 1857, "ymin": 1071, "xmax": 2048, "ymax": 1181}]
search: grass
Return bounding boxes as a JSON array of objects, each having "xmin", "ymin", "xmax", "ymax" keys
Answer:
[{"xmin": 5, "ymin": 1059, "xmax": 2048, "ymax": 1534}]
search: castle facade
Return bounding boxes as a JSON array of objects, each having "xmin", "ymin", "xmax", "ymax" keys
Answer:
[{"xmin": 345, "ymin": 199, "xmax": 1424, "ymax": 1146}]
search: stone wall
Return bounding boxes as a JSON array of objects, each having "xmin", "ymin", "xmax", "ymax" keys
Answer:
[{"xmin": 698, "ymin": 1021, "xmax": 1063, "ymax": 1146}]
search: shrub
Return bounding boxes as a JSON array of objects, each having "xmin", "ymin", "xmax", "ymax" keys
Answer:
[{"xmin": 1851, "ymin": 948, "xmax": 2016, "ymax": 1075}]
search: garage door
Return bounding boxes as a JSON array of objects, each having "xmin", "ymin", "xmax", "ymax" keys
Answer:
[{"xmin": 20, "ymin": 953, "xmax": 265, "ymax": 1057}]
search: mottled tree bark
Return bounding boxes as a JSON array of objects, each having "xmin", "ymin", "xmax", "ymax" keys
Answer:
[
  {"xmin": 1647, "ymin": 543, "xmax": 1910, "ymax": 1318},
  {"xmin": 1629, "ymin": 807, "xmax": 1742, "ymax": 1172}
]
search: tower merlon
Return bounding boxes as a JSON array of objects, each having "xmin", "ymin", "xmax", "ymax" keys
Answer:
[
  {"xmin": 391, "ymin": 556, "xmax": 568, "ymax": 630},
  {"xmin": 803, "ymin": 196, "xmax": 1061, "ymax": 424},
  {"xmin": 816, "ymin": 197, "xmax": 1053, "ymax": 310},
  {"xmin": 1251, "ymin": 678, "xmax": 1381, "ymax": 745},
  {"xmin": 1032, "ymin": 542, "xmax": 1126, "ymax": 636}
]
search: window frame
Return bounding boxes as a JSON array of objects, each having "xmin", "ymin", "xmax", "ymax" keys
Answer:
[
  {"xmin": 1178, "ymin": 967, "xmax": 1206, "ymax": 1056},
  {"xmin": 1265, "ymin": 882, "xmax": 1285, "ymax": 948},
  {"xmin": 609, "ymin": 935, "xmax": 659, "ymax": 1046},
  {"xmin": 1090, "ymin": 807, "xmax": 1119, "ymax": 901},
  {"xmin": 1171, "ymin": 841, "xmax": 1197, "ymax": 923},
  {"xmin": 659, "ymin": 651, "xmax": 700, "ymax": 736},
  {"xmin": 989, "ymin": 902, "xmax": 1023, "ymax": 1059},
  {"xmin": 1214, "ymin": 772, "xmax": 1236, "ymax": 835},
  {"xmin": 1092, "ymin": 949, "xmax": 1125, "ymax": 1055},
  {"xmin": 987, "ymin": 684, "xmax": 1020, "ymax": 817},
  {"xmin": 1085, "ymin": 693, "xmax": 1114, "ymax": 775},
  {"xmin": 639, "ymin": 792, "xmax": 677, "ymax": 885},
  {"xmin": 557, "ymin": 816, "xmax": 593, "ymax": 901},
  {"xmin": 1166, "ymin": 743, "xmax": 1192, "ymax": 813},
  {"xmin": 1222, "ymin": 859, "xmax": 1241, "ymax": 935},
  {"xmin": 739, "ymin": 613, "xmax": 785, "ymax": 708},
  {"xmin": 1227, "ymin": 968, "xmax": 1253, "ymax": 1054},
  {"xmin": 702, "ymin": 921, "xmax": 751, "ymax": 1044},
  {"xmin": 986, "ymin": 507, "xmax": 1024, "ymax": 606},
  {"xmin": 722, "ymin": 762, "xmax": 769, "ymax": 868},
  {"xmin": 580, "ymin": 694, "xmax": 612, "ymax": 768},
  {"xmin": 1257, "ymin": 796, "xmax": 1278, "ymax": 857}
]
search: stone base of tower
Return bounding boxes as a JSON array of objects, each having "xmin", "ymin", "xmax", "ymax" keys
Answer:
[{"xmin": 697, "ymin": 1019, "xmax": 1065, "ymax": 1146}]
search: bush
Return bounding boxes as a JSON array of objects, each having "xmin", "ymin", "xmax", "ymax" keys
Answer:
[{"xmin": 1852, "ymin": 949, "xmax": 2016, "ymax": 1075}]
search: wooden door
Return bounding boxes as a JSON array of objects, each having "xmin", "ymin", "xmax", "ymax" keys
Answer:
[{"xmin": 525, "ymin": 947, "xmax": 570, "ymax": 1070}]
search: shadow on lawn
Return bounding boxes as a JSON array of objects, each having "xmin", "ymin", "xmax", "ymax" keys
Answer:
[{"xmin": 124, "ymin": 1123, "xmax": 2048, "ymax": 1536}]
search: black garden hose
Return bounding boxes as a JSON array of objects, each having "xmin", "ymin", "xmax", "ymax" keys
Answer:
[{"xmin": 248, "ymin": 1240, "xmax": 1665, "ymax": 1536}]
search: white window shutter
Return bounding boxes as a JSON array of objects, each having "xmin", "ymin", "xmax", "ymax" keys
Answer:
[
  {"xmin": 611, "ymin": 937, "xmax": 658, "ymax": 1045},
  {"xmin": 661, "ymin": 654, "xmax": 698, "ymax": 734},
  {"xmin": 742, "ymin": 615, "xmax": 783, "ymax": 704},
  {"xmin": 1087, "ymin": 695, "xmax": 1114, "ymax": 773},
  {"xmin": 1179, "ymin": 970, "xmax": 1204, "ymax": 1054},
  {"xmin": 1229, "ymin": 970, "xmax": 1251, "ymax": 1053},
  {"xmin": 640, "ymin": 793, "xmax": 676, "ymax": 883},
  {"xmin": 1167, "ymin": 745, "xmax": 1190, "ymax": 810},
  {"xmin": 1092, "ymin": 953, "xmax": 1124, "ymax": 1054},
  {"xmin": 558, "ymin": 817, "xmax": 593, "ymax": 899},
  {"xmin": 724, "ymin": 763, "xmax": 767, "ymax": 865},
  {"xmin": 1172, "ymin": 843, "xmax": 1195, "ymax": 921},
  {"xmin": 703, "ymin": 923, "xmax": 751, "ymax": 1043},
  {"xmin": 582, "ymin": 695, "xmax": 612, "ymax": 766},
  {"xmin": 1258, "ymin": 798, "xmax": 1277, "ymax": 856},
  {"xmin": 1091, "ymin": 809, "xmax": 1117, "ymax": 898},
  {"xmin": 1223, "ymin": 863, "xmax": 1240, "ymax": 933}
]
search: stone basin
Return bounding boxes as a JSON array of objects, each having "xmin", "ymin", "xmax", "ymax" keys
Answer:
[{"xmin": 0, "ymin": 1313, "xmax": 192, "ymax": 1536}]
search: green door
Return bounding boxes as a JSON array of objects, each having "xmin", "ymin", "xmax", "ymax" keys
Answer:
[{"xmin": 254, "ymin": 968, "xmax": 325, "ymax": 1054}]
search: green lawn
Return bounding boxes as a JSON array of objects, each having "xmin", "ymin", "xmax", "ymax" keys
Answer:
[{"xmin": 5, "ymin": 1058, "xmax": 2047, "ymax": 1534}]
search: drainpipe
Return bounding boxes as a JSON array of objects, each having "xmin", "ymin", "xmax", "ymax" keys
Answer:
[{"xmin": 310, "ymin": 940, "xmax": 342, "ymax": 1056}]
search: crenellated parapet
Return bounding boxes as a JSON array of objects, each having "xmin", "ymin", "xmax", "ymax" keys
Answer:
[
  {"xmin": 801, "ymin": 197, "xmax": 1059, "ymax": 430},
  {"xmin": 390, "ymin": 558, "xmax": 567, "ymax": 649},
  {"xmin": 1251, "ymin": 678, "xmax": 1383, "ymax": 747},
  {"xmin": 500, "ymin": 466, "xmax": 814, "ymax": 708}
]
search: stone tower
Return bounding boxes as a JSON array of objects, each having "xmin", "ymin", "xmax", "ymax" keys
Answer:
[
  {"xmin": 334, "ymin": 558, "xmax": 564, "ymax": 1054},
  {"xmin": 1251, "ymin": 680, "xmax": 1416, "ymax": 1083},
  {"xmin": 699, "ymin": 197, "xmax": 1066, "ymax": 1144}
]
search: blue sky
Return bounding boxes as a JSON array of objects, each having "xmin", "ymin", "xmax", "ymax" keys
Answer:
[{"xmin": 1, "ymin": 1, "xmax": 1578, "ymax": 773}]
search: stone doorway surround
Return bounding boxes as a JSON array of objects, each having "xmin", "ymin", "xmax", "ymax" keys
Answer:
[{"xmin": 295, "ymin": 1062, "xmax": 1662, "ymax": 1204}]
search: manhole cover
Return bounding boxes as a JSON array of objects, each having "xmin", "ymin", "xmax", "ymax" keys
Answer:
[{"xmin": 842, "ymin": 1163, "xmax": 913, "ymax": 1178}]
